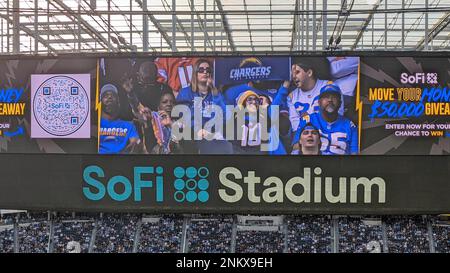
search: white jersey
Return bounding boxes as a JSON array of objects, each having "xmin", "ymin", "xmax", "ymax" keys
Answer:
[
  {"xmin": 327, "ymin": 57, "xmax": 359, "ymax": 78},
  {"xmin": 327, "ymin": 57, "xmax": 359, "ymax": 98},
  {"xmin": 334, "ymin": 73, "xmax": 358, "ymax": 97},
  {"xmin": 287, "ymin": 79, "xmax": 344, "ymax": 130}
]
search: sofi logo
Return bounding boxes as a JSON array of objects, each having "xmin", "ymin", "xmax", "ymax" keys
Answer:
[
  {"xmin": 400, "ymin": 72, "xmax": 438, "ymax": 84},
  {"xmin": 173, "ymin": 166, "xmax": 210, "ymax": 203},
  {"xmin": 82, "ymin": 165, "xmax": 210, "ymax": 203}
]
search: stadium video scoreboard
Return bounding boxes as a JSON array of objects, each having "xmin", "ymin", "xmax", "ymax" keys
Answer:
[{"xmin": 0, "ymin": 52, "xmax": 448, "ymax": 214}]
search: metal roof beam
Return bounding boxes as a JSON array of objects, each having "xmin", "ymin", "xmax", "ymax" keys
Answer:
[
  {"xmin": 52, "ymin": 0, "xmax": 117, "ymax": 52},
  {"xmin": 290, "ymin": 0, "xmax": 300, "ymax": 50},
  {"xmin": 0, "ymin": 13, "xmax": 58, "ymax": 54},
  {"xmin": 215, "ymin": 0, "xmax": 236, "ymax": 51},
  {"xmin": 135, "ymin": 0, "xmax": 174, "ymax": 50},
  {"xmin": 351, "ymin": 2, "xmax": 380, "ymax": 50},
  {"xmin": 416, "ymin": 12, "xmax": 450, "ymax": 50}
]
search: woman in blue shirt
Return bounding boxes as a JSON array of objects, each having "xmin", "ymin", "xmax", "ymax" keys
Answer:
[{"xmin": 176, "ymin": 59, "xmax": 226, "ymax": 140}]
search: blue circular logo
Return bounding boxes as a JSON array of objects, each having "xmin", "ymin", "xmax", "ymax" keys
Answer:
[
  {"xmin": 174, "ymin": 179, "xmax": 185, "ymax": 190},
  {"xmin": 198, "ymin": 191, "xmax": 209, "ymax": 202},
  {"xmin": 174, "ymin": 167, "xmax": 185, "ymax": 178},
  {"xmin": 198, "ymin": 179, "xmax": 209, "ymax": 191},
  {"xmin": 186, "ymin": 167, "xmax": 197, "ymax": 178},
  {"xmin": 186, "ymin": 191, "xmax": 197, "ymax": 202},
  {"xmin": 172, "ymin": 166, "xmax": 210, "ymax": 203}
]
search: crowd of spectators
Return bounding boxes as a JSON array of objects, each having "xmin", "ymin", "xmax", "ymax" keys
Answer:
[
  {"xmin": 432, "ymin": 222, "xmax": 450, "ymax": 253},
  {"xmin": 287, "ymin": 216, "xmax": 332, "ymax": 253},
  {"xmin": 17, "ymin": 218, "xmax": 49, "ymax": 253},
  {"xmin": 187, "ymin": 215, "xmax": 233, "ymax": 253},
  {"xmin": 0, "ymin": 214, "xmax": 15, "ymax": 253},
  {"xmin": 338, "ymin": 217, "xmax": 383, "ymax": 253},
  {"xmin": 385, "ymin": 216, "xmax": 430, "ymax": 253},
  {"xmin": 53, "ymin": 219, "xmax": 95, "ymax": 253},
  {"xmin": 0, "ymin": 213, "xmax": 449, "ymax": 253},
  {"xmin": 138, "ymin": 215, "xmax": 183, "ymax": 253},
  {"xmin": 93, "ymin": 214, "xmax": 138, "ymax": 253},
  {"xmin": 236, "ymin": 230, "xmax": 284, "ymax": 253},
  {"xmin": 0, "ymin": 227, "xmax": 14, "ymax": 253}
]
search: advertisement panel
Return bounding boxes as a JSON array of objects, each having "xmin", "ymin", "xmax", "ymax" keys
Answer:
[
  {"xmin": 360, "ymin": 57, "xmax": 450, "ymax": 154},
  {"xmin": 0, "ymin": 58, "xmax": 97, "ymax": 153}
]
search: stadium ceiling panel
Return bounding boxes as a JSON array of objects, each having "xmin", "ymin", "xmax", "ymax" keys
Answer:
[{"xmin": 0, "ymin": 0, "xmax": 449, "ymax": 54}]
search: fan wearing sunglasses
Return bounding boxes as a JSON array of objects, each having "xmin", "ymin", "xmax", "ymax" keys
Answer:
[
  {"xmin": 230, "ymin": 91, "xmax": 267, "ymax": 154},
  {"xmin": 176, "ymin": 59, "xmax": 226, "ymax": 140}
]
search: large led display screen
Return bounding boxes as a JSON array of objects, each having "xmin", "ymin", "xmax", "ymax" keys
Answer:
[
  {"xmin": 0, "ymin": 53, "xmax": 448, "ymax": 213},
  {"xmin": 0, "ymin": 54, "xmax": 448, "ymax": 155}
]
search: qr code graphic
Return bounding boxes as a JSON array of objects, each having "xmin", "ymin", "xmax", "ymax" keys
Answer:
[{"xmin": 32, "ymin": 74, "xmax": 90, "ymax": 138}]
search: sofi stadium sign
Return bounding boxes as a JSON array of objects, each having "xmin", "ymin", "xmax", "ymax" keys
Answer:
[
  {"xmin": 0, "ymin": 155, "xmax": 448, "ymax": 214},
  {"xmin": 83, "ymin": 164, "xmax": 386, "ymax": 205}
]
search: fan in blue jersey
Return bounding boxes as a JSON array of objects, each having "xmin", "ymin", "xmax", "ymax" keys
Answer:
[
  {"xmin": 176, "ymin": 59, "xmax": 226, "ymax": 138},
  {"xmin": 292, "ymin": 84, "xmax": 358, "ymax": 155},
  {"xmin": 291, "ymin": 123, "xmax": 322, "ymax": 155},
  {"xmin": 327, "ymin": 56, "xmax": 359, "ymax": 121},
  {"xmin": 99, "ymin": 84, "xmax": 140, "ymax": 154}
]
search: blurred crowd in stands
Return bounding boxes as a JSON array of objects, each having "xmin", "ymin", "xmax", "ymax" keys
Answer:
[
  {"xmin": 338, "ymin": 217, "xmax": 383, "ymax": 253},
  {"xmin": 433, "ymin": 222, "xmax": 450, "ymax": 253},
  {"xmin": 0, "ymin": 213, "xmax": 448, "ymax": 253},
  {"xmin": 385, "ymin": 217, "xmax": 430, "ymax": 253},
  {"xmin": 93, "ymin": 214, "xmax": 138, "ymax": 253},
  {"xmin": 187, "ymin": 215, "xmax": 233, "ymax": 253},
  {"xmin": 138, "ymin": 215, "xmax": 182, "ymax": 253},
  {"xmin": 287, "ymin": 216, "xmax": 332, "ymax": 253},
  {"xmin": 236, "ymin": 230, "xmax": 285, "ymax": 253}
]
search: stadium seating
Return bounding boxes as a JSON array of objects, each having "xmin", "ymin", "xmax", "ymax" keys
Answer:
[
  {"xmin": 93, "ymin": 214, "xmax": 138, "ymax": 253},
  {"xmin": 137, "ymin": 215, "xmax": 183, "ymax": 253},
  {"xmin": 0, "ymin": 212, "xmax": 449, "ymax": 253},
  {"xmin": 287, "ymin": 216, "xmax": 332, "ymax": 253},
  {"xmin": 385, "ymin": 216, "xmax": 430, "ymax": 253},
  {"xmin": 53, "ymin": 218, "xmax": 95, "ymax": 253},
  {"xmin": 432, "ymin": 219, "xmax": 450, "ymax": 253},
  {"xmin": 338, "ymin": 217, "xmax": 384, "ymax": 253},
  {"xmin": 187, "ymin": 215, "xmax": 233, "ymax": 253}
]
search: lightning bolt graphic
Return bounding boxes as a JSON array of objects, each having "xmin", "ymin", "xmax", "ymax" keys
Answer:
[
  {"xmin": 356, "ymin": 62, "xmax": 363, "ymax": 152},
  {"xmin": 397, "ymin": 57, "xmax": 423, "ymax": 74},
  {"xmin": 430, "ymin": 137, "xmax": 450, "ymax": 154},
  {"xmin": 361, "ymin": 134, "xmax": 409, "ymax": 155},
  {"xmin": 34, "ymin": 59, "xmax": 58, "ymax": 74},
  {"xmin": 4, "ymin": 60, "xmax": 19, "ymax": 87},
  {"xmin": 360, "ymin": 62, "xmax": 402, "ymax": 87}
]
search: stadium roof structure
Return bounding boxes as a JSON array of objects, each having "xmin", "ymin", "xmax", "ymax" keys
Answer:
[{"xmin": 0, "ymin": 0, "xmax": 449, "ymax": 55}]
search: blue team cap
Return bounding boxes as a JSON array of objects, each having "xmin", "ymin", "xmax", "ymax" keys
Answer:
[
  {"xmin": 300, "ymin": 123, "xmax": 319, "ymax": 135},
  {"xmin": 302, "ymin": 123, "xmax": 319, "ymax": 132},
  {"xmin": 100, "ymin": 83, "xmax": 118, "ymax": 99},
  {"xmin": 319, "ymin": 82, "xmax": 341, "ymax": 98}
]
